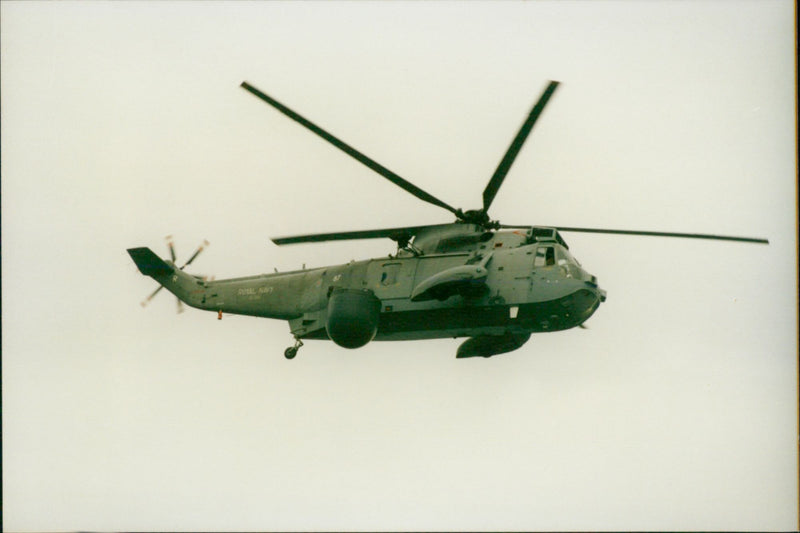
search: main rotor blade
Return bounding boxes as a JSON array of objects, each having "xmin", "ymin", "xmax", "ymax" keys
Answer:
[
  {"xmin": 482, "ymin": 81, "xmax": 560, "ymax": 214},
  {"xmin": 272, "ymin": 224, "xmax": 454, "ymax": 246},
  {"xmin": 241, "ymin": 81, "xmax": 460, "ymax": 216},
  {"xmin": 555, "ymin": 226, "xmax": 768, "ymax": 244}
]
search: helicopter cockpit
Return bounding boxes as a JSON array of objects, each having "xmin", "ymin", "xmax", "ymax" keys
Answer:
[{"xmin": 539, "ymin": 243, "xmax": 595, "ymax": 284}]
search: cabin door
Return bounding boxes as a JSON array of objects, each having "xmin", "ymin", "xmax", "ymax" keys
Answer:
[{"xmin": 367, "ymin": 259, "xmax": 417, "ymax": 301}]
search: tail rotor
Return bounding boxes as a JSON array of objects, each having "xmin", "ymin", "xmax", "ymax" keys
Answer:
[{"xmin": 139, "ymin": 236, "xmax": 209, "ymax": 312}]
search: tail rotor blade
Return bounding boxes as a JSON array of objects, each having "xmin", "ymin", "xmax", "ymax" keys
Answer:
[
  {"xmin": 181, "ymin": 239, "xmax": 209, "ymax": 269},
  {"xmin": 141, "ymin": 285, "xmax": 164, "ymax": 307},
  {"xmin": 166, "ymin": 235, "xmax": 177, "ymax": 262}
]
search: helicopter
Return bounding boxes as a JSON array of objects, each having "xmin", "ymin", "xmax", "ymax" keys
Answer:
[{"xmin": 128, "ymin": 80, "xmax": 768, "ymax": 359}]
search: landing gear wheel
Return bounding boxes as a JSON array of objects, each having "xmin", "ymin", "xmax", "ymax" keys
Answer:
[{"xmin": 284, "ymin": 338, "xmax": 303, "ymax": 360}]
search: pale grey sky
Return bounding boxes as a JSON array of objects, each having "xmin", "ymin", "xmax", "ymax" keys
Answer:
[{"xmin": 2, "ymin": 1, "xmax": 797, "ymax": 531}]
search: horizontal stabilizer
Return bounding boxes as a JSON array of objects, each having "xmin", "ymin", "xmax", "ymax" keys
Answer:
[{"xmin": 127, "ymin": 247, "xmax": 173, "ymax": 277}]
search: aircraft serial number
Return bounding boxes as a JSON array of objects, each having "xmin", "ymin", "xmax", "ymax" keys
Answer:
[{"xmin": 237, "ymin": 287, "xmax": 274, "ymax": 296}]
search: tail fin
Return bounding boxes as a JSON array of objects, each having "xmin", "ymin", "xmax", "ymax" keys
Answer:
[
  {"xmin": 129, "ymin": 247, "xmax": 202, "ymax": 311},
  {"xmin": 127, "ymin": 247, "xmax": 173, "ymax": 277}
]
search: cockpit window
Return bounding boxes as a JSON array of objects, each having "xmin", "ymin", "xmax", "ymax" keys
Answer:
[
  {"xmin": 558, "ymin": 247, "xmax": 581, "ymax": 267},
  {"xmin": 534, "ymin": 246, "xmax": 555, "ymax": 267}
]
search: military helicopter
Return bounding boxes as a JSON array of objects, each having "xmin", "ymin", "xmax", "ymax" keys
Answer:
[{"xmin": 128, "ymin": 80, "xmax": 768, "ymax": 359}]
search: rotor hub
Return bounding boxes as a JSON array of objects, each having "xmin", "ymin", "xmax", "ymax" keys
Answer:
[{"xmin": 457, "ymin": 209, "xmax": 498, "ymax": 229}]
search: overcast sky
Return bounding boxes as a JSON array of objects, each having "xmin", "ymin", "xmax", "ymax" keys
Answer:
[{"xmin": 2, "ymin": 1, "xmax": 797, "ymax": 531}]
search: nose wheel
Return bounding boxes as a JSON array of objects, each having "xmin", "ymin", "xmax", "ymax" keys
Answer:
[{"xmin": 284, "ymin": 338, "xmax": 303, "ymax": 359}]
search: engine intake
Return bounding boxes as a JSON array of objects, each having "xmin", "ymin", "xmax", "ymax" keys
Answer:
[{"xmin": 326, "ymin": 288, "xmax": 381, "ymax": 349}]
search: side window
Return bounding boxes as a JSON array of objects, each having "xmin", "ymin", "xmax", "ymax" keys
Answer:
[
  {"xmin": 380, "ymin": 263, "xmax": 401, "ymax": 286},
  {"xmin": 534, "ymin": 246, "xmax": 555, "ymax": 267}
]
